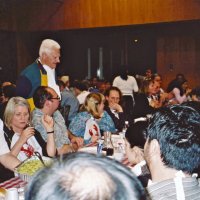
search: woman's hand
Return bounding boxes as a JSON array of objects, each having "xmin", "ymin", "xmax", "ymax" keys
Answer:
[
  {"xmin": 20, "ymin": 127, "xmax": 35, "ymax": 143},
  {"xmin": 42, "ymin": 114, "xmax": 54, "ymax": 132},
  {"xmin": 91, "ymin": 135, "xmax": 99, "ymax": 143}
]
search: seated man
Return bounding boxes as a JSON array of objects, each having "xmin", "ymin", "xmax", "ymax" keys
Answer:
[
  {"xmin": 32, "ymin": 86, "xmax": 83, "ymax": 155},
  {"xmin": 0, "ymin": 119, "xmax": 20, "ymax": 181},
  {"xmin": 25, "ymin": 152, "xmax": 146, "ymax": 200},
  {"xmin": 145, "ymin": 103, "xmax": 200, "ymax": 199},
  {"xmin": 104, "ymin": 86, "xmax": 125, "ymax": 132}
]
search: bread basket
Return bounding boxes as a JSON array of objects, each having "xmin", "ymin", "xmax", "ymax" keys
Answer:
[{"xmin": 14, "ymin": 155, "xmax": 52, "ymax": 182}]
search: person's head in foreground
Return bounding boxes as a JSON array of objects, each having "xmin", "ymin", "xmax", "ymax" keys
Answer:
[
  {"xmin": 144, "ymin": 102, "xmax": 200, "ymax": 181},
  {"xmin": 25, "ymin": 152, "xmax": 146, "ymax": 200}
]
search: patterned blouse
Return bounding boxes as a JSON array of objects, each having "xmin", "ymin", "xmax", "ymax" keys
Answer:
[{"xmin": 69, "ymin": 111, "xmax": 116, "ymax": 143}]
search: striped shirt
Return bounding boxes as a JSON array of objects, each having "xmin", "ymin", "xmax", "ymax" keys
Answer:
[{"xmin": 147, "ymin": 177, "xmax": 200, "ymax": 200}]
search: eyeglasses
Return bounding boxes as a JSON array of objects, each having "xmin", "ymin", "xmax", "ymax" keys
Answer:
[{"xmin": 49, "ymin": 96, "xmax": 61, "ymax": 101}]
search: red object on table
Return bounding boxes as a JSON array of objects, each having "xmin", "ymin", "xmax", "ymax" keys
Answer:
[{"xmin": 0, "ymin": 177, "xmax": 26, "ymax": 189}]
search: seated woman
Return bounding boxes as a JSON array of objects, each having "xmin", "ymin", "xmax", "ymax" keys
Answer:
[
  {"xmin": 125, "ymin": 120, "xmax": 151, "ymax": 187},
  {"xmin": 3, "ymin": 97, "xmax": 56, "ymax": 161},
  {"xmin": 104, "ymin": 86, "xmax": 125, "ymax": 132},
  {"xmin": 133, "ymin": 79, "xmax": 162, "ymax": 120},
  {"xmin": 167, "ymin": 78, "xmax": 191, "ymax": 104},
  {"xmin": 69, "ymin": 93, "xmax": 116, "ymax": 144}
]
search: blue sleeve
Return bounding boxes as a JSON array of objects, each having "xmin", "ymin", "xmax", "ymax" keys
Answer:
[
  {"xmin": 68, "ymin": 113, "xmax": 87, "ymax": 138},
  {"xmin": 99, "ymin": 111, "xmax": 116, "ymax": 133}
]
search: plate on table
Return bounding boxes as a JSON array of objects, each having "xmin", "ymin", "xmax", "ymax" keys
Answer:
[{"xmin": 78, "ymin": 146, "xmax": 97, "ymax": 154}]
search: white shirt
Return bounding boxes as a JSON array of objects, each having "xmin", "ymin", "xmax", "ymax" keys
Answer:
[
  {"xmin": 43, "ymin": 65, "xmax": 61, "ymax": 98},
  {"xmin": 113, "ymin": 75, "xmax": 138, "ymax": 96},
  {"xmin": 77, "ymin": 91, "xmax": 90, "ymax": 104},
  {"xmin": 0, "ymin": 119, "xmax": 10, "ymax": 155},
  {"xmin": 172, "ymin": 88, "xmax": 187, "ymax": 104},
  {"xmin": 11, "ymin": 133, "xmax": 43, "ymax": 162}
]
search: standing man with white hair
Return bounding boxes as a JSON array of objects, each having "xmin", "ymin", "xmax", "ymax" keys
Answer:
[{"xmin": 16, "ymin": 39, "xmax": 61, "ymax": 111}]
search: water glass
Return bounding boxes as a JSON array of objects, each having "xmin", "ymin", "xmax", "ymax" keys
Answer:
[{"xmin": 5, "ymin": 188, "xmax": 19, "ymax": 200}]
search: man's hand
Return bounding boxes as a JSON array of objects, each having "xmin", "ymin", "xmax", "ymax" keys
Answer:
[
  {"xmin": 71, "ymin": 137, "xmax": 84, "ymax": 149},
  {"xmin": 42, "ymin": 114, "xmax": 54, "ymax": 132},
  {"xmin": 110, "ymin": 103, "xmax": 123, "ymax": 112}
]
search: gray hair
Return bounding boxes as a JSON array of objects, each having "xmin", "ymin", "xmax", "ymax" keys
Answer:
[
  {"xmin": 25, "ymin": 152, "xmax": 146, "ymax": 200},
  {"xmin": 39, "ymin": 39, "xmax": 60, "ymax": 56}
]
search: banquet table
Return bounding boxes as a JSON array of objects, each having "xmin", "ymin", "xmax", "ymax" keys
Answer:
[{"xmin": 0, "ymin": 140, "xmax": 134, "ymax": 199}]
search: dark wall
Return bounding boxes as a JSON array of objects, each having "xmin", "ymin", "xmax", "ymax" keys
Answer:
[
  {"xmin": 0, "ymin": 31, "xmax": 17, "ymax": 85},
  {"xmin": 13, "ymin": 26, "xmax": 156, "ymax": 83},
  {"xmin": 1, "ymin": 21, "xmax": 200, "ymax": 88}
]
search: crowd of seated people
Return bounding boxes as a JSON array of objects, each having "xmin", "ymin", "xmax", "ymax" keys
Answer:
[{"xmin": 0, "ymin": 70, "xmax": 200, "ymax": 199}]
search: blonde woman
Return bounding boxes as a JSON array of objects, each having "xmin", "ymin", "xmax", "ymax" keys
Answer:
[
  {"xmin": 3, "ymin": 97, "xmax": 56, "ymax": 161},
  {"xmin": 69, "ymin": 93, "xmax": 116, "ymax": 144}
]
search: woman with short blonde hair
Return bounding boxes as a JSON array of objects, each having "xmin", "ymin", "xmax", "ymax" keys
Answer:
[
  {"xmin": 69, "ymin": 92, "xmax": 116, "ymax": 144},
  {"xmin": 3, "ymin": 96, "xmax": 56, "ymax": 161},
  {"xmin": 81, "ymin": 93, "xmax": 105, "ymax": 119},
  {"xmin": 4, "ymin": 97, "xmax": 30, "ymax": 130}
]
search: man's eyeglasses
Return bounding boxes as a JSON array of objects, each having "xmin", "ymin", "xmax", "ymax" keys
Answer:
[{"xmin": 48, "ymin": 96, "xmax": 61, "ymax": 101}]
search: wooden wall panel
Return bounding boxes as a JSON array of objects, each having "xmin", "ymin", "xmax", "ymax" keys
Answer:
[
  {"xmin": 62, "ymin": 0, "xmax": 200, "ymax": 30},
  {"xmin": 1, "ymin": 0, "xmax": 200, "ymax": 31},
  {"xmin": 157, "ymin": 34, "xmax": 200, "ymax": 90}
]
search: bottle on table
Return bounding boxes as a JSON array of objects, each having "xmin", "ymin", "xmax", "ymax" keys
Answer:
[{"xmin": 102, "ymin": 131, "xmax": 114, "ymax": 156}]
